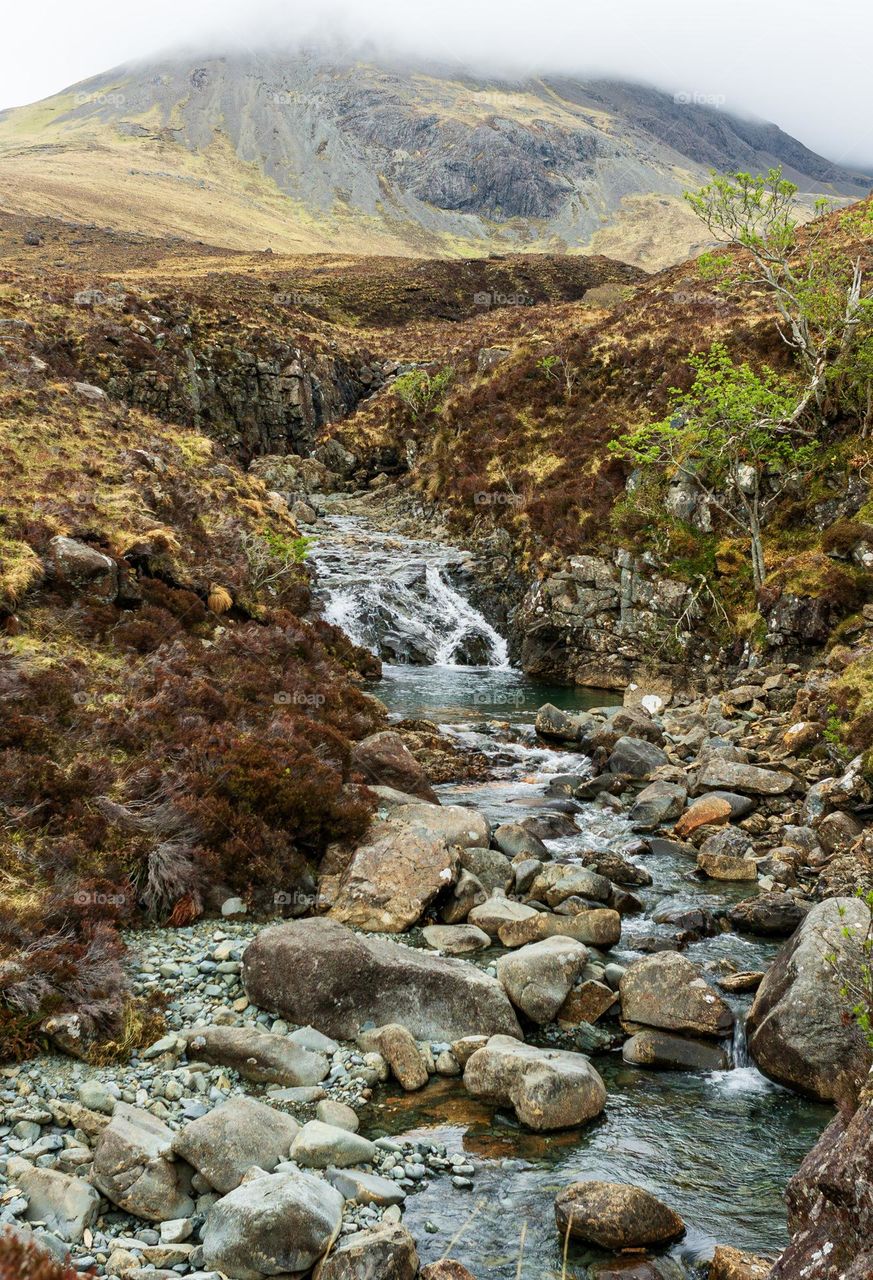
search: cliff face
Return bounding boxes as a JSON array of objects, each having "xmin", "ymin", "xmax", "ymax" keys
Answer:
[{"xmin": 771, "ymin": 1073, "xmax": 873, "ymax": 1280}]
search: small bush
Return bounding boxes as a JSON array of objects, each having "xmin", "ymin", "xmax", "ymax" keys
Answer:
[{"xmin": 0, "ymin": 1232, "xmax": 93, "ymax": 1279}]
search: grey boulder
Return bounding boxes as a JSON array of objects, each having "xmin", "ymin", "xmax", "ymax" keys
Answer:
[
  {"xmin": 5, "ymin": 1158, "xmax": 99, "ymax": 1242},
  {"xmin": 201, "ymin": 1169, "xmax": 343, "ymax": 1279},
  {"xmin": 91, "ymin": 1103, "xmax": 195, "ymax": 1222},
  {"xmin": 172, "ymin": 1098, "xmax": 300, "ymax": 1193},
  {"xmin": 464, "ymin": 1035, "xmax": 606, "ymax": 1130},
  {"xmin": 183, "ymin": 1026, "xmax": 328, "ymax": 1086},
  {"xmin": 496, "ymin": 937, "xmax": 589, "ymax": 1024},
  {"xmin": 619, "ymin": 953, "xmax": 733, "ymax": 1038},
  {"xmin": 242, "ymin": 918, "xmax": 521, "ymax": 1042}
]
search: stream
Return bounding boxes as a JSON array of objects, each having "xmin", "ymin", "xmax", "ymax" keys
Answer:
[{"xmin": 312, "ymin": 515, "xmax": 832, "ymax": 1278}]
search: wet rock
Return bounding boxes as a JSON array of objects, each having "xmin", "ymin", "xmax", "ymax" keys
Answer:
[
  {"xmin": 728, "ymin": 893, "xmax": 808, "ymax": 936},
  {"xmin": 621, "ymin": 1029, "xmax": 729, "ymax": 1071},
  {"xmin": 323, "ymin": 1168, "xmax": 405, "ymax": 1206},
  {"xmin": 359, "ymin": 1024, "xmax": 428, "ymax": 1090},
  {"xmin": 554, "ymin": 1180, "xmax": 685, "ymax": 1248},
  {"xmin": 746, "ymin": 897, "xmax": 873, "ymax": 1101},
  {"xmin": 468, "ymin": 897, "xmax": 538, "ymax": 937},
  {"xmin": 696, "ymin": 853, "xmax": 759, "ymax": 881},
  {"xmin": 395, "ymin": 802, "xmax": 491, "ymax": 848},
  {"xmin": 557, "ymin": 980, "xmax": 617, "ymax": 1025},
  {"xmin": 201, "ymin": 1170, "xmax": 343, "ymax": 1279},
  {"xmin": 460, "ymin": 846, "xmax": 513, "ymax": 893},
  {"xmin": 696, "ymin": 760, "xmax": 794, "ymax": 796},
  {"xmin": 529, "ymin": 863, "xmax": 612, "ymax": 907},
  {"xmin": 496, "ymin": 937, "xmax": 589, "ymax": 1023},
  {"xmin": 770, "ymin": 1072, "xmax": 873, "ymax": 1280},
  {"xmin": 422, "ymin": 924, "xmax": 491, "ymax": 954},
  {"xmin": 717, "ymin": 971, "xmax": 764, "ymax": 993},
  {"xmin": 535, "ymin": 704, "xmax": 592, "ymax": 742},
  {"xmin": 352, "ymin": 731, "xmax": 439, "ymax": 801},
  {"xmin": 290, "ymin": 1121, "xmax": 377, "ymax": 1168},
  {"xmin": 464, "ymin": 1035, "xmax": 607, "ymax": 1130},
  {"xmin": 328, "ymin": 818, "xmax": 459, "ymax": 932},
  {"xmin": 439, "ymin": 869, "xmax": 487, "ymax": 924},
  {"xmin": 673, "ymin": 795, "xmax": 732, "ymax": 837},
  {"xmin": 172, "ymin": 1098, "xmax": 300, "ymax": 1194},
  {"xmin": 91, "ymin": 1103, "xmax": 195, "ymax": 1222},
  {"xmin": 493, "ymin": 823, "xmax": 550, "ymax": 859},
  {"xmin": 183, "ymin": 1025, "xmax": 328, "ymax": 1086},
  {"xmin": 4, "ymin": 1159, "xmax": 99, "ymax": 1243},
  {"xmin": 709, "ymin": 1245, "xmax": 774, "ymax": 1279},
  {"xmin": 318, "ymin": 1222, "xmax": 418, "ymax": 1279},
  {"xmin": 498, "ymin": 907, "xmax": 621, "ymax": 949},
  {"xmin": 619, "ymin": 953, "xmax": 733, "ymax": 1037},
  {"xmin": 606, "ymin": 737, "xmax": 669, "ymax": 779},
  {"xmin": 519, "ymin": 811, "xmax": 579, "ymax": 839},
  {"xmin": 699, "ymin": 827, "xmax": 753, "ymax": 858},
  {"xmin": 584, "ymin": 852, "xmax": 653, "ymax": 886},
  {"xmin": 420, "ymin": 1262, "xmax": 477, "ymax": 1280},
  {"xmin": 651, "ymin": 904, "xmax": 718, "ymax": 940},
  {"xmin": 242, "ymin": 918, "xmax": 521, "ymax": 1041},
  {"xmin": 629, "ymin": 781, "xmax": 687, "ymax": 830}
]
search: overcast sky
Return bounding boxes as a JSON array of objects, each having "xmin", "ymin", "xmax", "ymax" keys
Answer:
[{"xmin": 3, "ymin": 0, "xmax": 872, "ymax": 168}]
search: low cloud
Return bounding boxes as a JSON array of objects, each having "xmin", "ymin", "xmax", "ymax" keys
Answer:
[{"xmin": 4, "ymin": 0, "xmax": 873, "ymax": 169}]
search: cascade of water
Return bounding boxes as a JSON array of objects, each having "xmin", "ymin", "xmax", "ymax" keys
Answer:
[
  {"xmin": 731, "ymin": 1012, "xmax": 752, "ymax": 1068},
  {"xmin": 313, "ymin": 518, "xmax": 511, "ymax": 669}
]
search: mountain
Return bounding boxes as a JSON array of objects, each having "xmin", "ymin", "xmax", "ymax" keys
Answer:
[{"xmin": 0, "ymin": 48, "xmax": 871, "ymax": 270}]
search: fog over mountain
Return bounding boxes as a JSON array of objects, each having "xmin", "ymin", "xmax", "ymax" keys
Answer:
[{"xmin": 4, "ymin": 0, "xmax": 873, "ymax": 168}]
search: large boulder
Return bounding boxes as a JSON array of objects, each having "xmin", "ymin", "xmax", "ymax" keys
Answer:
[
  {"xmin": 535, "ymin": 704, "xmax": 592, "ymax": 742},
  {"xmin": 45, "ymin": 535, "xmax": 117, "ymax": 601},
  {"xmin": 554, "ymin": 1181, "xmax": 685, "ymax": 1249},
  {"xmin": 727, "ymin": 893, "xmax": 808, "ymax": 937},
  {"xmin": 182, "ymin": 1026, "xmax": 328, "ymax": 1086},
  {"xmin": 327, "ymin": 818, "xmax": 459, "ymax": 932},
  {"xmin": 496, "ymin": 937, "xmax": 588, "ymax": 1024},
  {"xmin": 529, "ymin": 863, "xmax": 611, "ymax": 907},
  {"xmin": 619, "ymin": 953, "xmax": 733, "ymax": 1038},
  {"xmin": 770, "ymin": 1072, "xmax": 873, "ymax": 1280},
  {"xmin": 621, "ymin": 1030, "xmax": 729, "ymax": 1072},
  {"xmin": 394, "ymin": 803, "xmax": 490, "ymax": 848},
  {"xmin": 91, "ymin": 1103, "xmax": 195, "ymax": 1222},
  {"xmin": 498, "ymin": 907, "xmax": 621, "ymax": 949},
  {"xmin": 695, "ymin": 760, "xmax": 794, "ymax": 796},
  {"xmin": 352, "ymin": 732, "xmax": 438, "ymax": 801},
  {"xmin": 5, "ymin": 1159, "xmax": 99, "ymax": 1242},
  {"xmin": 746, "ymin": 897, "xmax": 873, "ymax": 1101},
  {"xmin": 629, "ymin": 782, "xmax": 687, "ymax": 831},
  {"xmin": 318, "ymin": 1222, "xmax": 418, "ymax": 1280},
  {"xmin": 463, "ymin": 1035, "xmax": 606, "ymax": 1130},
  {"xmin": 172, "ymin": 1098, "xmax": 300, "ymax": 1193},
  {"xmin": 493, "ymin": 823, "xmax": 550, "ymax": 859},
  {"xmin": 242, "ymin": 918, "xmax": 521, "ymax": 1041},
  {"xmin": 460, "ymin": 846, "xmax": 513, "ymax": 894},
  {"xmin": 607, "ymin": 737, "xmax": 669, "ymax": 779},
  {"xmin": 201, "ymin": 1169, "xmax": 343, "ymax": 1280}
]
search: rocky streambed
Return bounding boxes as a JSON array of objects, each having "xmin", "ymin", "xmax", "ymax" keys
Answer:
[{"xmin": 2, "ymin": 516, "xmax": 872, "ymax": 1280}]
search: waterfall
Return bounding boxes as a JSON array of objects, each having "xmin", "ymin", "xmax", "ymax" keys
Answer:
[
  {"xmin": 313, "ymin": 517, "xmax": 511, "ymax": 669},
  {"xmin": 730, "ymin": 1013, "xmax": 751, "ymax": 1068}
]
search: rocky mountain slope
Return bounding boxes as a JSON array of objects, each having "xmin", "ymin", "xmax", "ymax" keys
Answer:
[{"xmin": 1, "ymin": 48, "xmax": 869, "ymax": 269}]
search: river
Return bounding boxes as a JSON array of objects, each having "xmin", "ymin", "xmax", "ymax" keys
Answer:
[{"xmin": 312, "ymin": 514, "xmax": 832, "ymax": 1279}]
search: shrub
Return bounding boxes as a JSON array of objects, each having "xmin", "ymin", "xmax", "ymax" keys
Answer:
[{"xmin": 0, "ymin": 1233, "xmax": 94, "ymax": 1279}]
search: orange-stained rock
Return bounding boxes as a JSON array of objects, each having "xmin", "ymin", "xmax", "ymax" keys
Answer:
[{"xmin": 674, "ymin": 795, "xmax": 732, "ymax": 837}]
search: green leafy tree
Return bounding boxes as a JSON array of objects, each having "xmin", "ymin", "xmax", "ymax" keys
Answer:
[
  {"xmin": 610, "ymin": 343, "xmax": 816, "ymax": 589},
  {"xmin": 687, "ymin": 169, "xmax": 873, "ymax": 426},
  {"xmin": 391, "ymin": 367, "xmax": 453, "ymax": 423}
]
